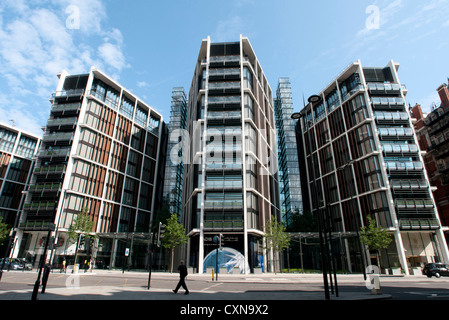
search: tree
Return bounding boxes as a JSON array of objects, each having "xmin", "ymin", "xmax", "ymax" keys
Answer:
[
  {"xmin": 263, "ymin": 217, "xmax": 291, "ymax": 273},
  {"xmin": 67, "ymin": 207, "xmax": 96, "ymax": 268},
  {"xmin": 162, "ymin": 214, "xmax": 189, "ymax": 273},
  {"xmin": 0, "ymin": 217, "xmax": 10, "ymax": 246},
  {"xmin": 359, "ymin": 216, "xmax": 392, "ymax": 271}
]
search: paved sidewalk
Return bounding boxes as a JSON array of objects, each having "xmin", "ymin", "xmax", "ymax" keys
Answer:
[{"xmin": 0, "ymin": 270, "xmax": 394, "ymax": 300}]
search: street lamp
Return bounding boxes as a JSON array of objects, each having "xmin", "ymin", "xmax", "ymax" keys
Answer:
[{"xmin": 291, "ymin": 95, "xmax": 331, "ymax": 300}]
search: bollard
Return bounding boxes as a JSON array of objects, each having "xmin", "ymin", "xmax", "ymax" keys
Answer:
[
  {"xmin": 211, "ymin": 269, "xmax": 214, "ymax": 281},
  {"xmin": 370, "ymin": 275, "xmax": 382, "ymax": 295}
]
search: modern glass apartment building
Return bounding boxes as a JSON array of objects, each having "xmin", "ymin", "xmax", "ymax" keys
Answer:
[
  {"xmin": 295, "ymin": 60, "xmax": 449, "ymax": 274},
  {"xmin": 182, "ymin": 36, "xmax": 280, "ymax": 274},
  {"xmin": 0, "ymin": 123, "xmax": 40, "ymax": 257},
  {"xmin": 15, "ymin": 68, "xmax": 165, "ymax": 270},
  {"xmin": 274, "ymin": 78, "xmax": 303, "ymax": 227}
]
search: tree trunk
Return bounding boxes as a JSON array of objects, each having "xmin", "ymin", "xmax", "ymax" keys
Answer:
[{"xmin": 170, "ymin": 248, "xmax": 174, "ymax": 273}]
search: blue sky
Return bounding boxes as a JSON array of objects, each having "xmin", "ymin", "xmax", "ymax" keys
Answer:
[{"xmin": 0, "ymin": 0, "xmax": 448, "ymax": 137}]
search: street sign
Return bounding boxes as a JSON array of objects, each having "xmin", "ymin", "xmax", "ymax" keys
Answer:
[{"xmin": 125, "ymin": 248, "xmax": 129, "ymax": 256}]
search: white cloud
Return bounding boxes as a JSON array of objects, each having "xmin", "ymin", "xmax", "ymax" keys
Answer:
[
  {"xmin": 212, "ymin": 16, "xmax": 244, "ymax": 42},
  {"xmin": 0, "ymin": 0, "xmax": 129, "ymax": 134}
]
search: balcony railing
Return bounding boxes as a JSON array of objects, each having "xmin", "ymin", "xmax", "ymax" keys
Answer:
[
  {"xmin": 38, "ymin": 148, "xmax": 71, "ymax": 158},
  {"xmin": 390, "ymin": 179, "xmax": 428, "ymax": 190},
  {"xmin": 23, "ymin": 201, "xmax": 57, "ymax": 212},
  {"xmin": 28, "ymin": 182, "xmax": 61, "ymax": 193},
  {"xmin": 18, "ymin": 221, "xmax": 56, "ymax": 231},
  {"xmin": 368, "ymin": 83, "xmax": 402, "ymax": 94},
  {"xmin": 46, "ymin": 117, "xmax": 78, "ymax": 128},
  {"xmin": 399, "ymin": 218, "xmax": 439, "ymax": 230},
  {"xmin": 204, "ymin": 200, "xmax": 243, "ymax": 210},
  {"xmin": 51, "ymin": 102, "xmax": 81, "ymax": 113},
  {"xmin": 381, "ymin": 143, "xmax": 419, "ymax": 155},
  {"xmin": 34, "ymin": 165, "xmax": 67, "ymax": 175},
  {"xmin": 205, "ymin": 180, "xmax": 243, "ymax": 189},
  {"xmin": 378, "ymin": 127, "xmax": 414, "ymax": 138},
  {"xmin": 203, "ymin": 220, "xmax": 244, "ymax": 230},
  {"xmin": 385, "ymin": 161, "xmax": 424, "ymax": 171},
  {"xmin": 43, "ymin": 132, "xmax": 74, "ymax": 142},
  {"xmin": 51, "ymin": 89, "xmax": 84, "ymax": 100},
  {"xmin": 395, "ymin": 199, "xmax": 434, "ymax": 209}
]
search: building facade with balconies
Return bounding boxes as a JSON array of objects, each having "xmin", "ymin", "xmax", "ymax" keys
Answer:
[
  {"xmin": 295, "ymin": 60, "xmax": 449, "ymax": 275},
  {"xmin": 14, "ymin": 68, "xmax": 165, "ymax": 270},
  {"xmin": 182, "ymin": 36, "xmax": 280, "ymax": 274},
  {"xmin": 274, "ymin": 78, "xmax": 303, "ymax": 228},
  {"xmin": 0, "ymin": 123, "xmax": 40, "ymax": 258},
  {"xmin": 411, "ymin": 81, "xmax": 449, "ymax": 244}
]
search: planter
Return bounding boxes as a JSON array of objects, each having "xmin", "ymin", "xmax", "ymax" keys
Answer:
[
  {"xmin": 391, "ymin": 268, "xmax": 402, "ymax": 275},
  {"xmin": 232, "ymin": 267, "xmax": 240, "ymax": 274},
  {"xmin": 253, "ymin": 267, "xmax": 263, "ymax": 274},
  {"xmin": 411, "ymin": 267, "xmax": 422, "ymax": 276},
  {"xmin": 188, "ymin": 267, "xmax": 195, "ymax": 274},
  {"xmin": 220, "ymin": 267, "xmax": 228, "ymax": 274}
]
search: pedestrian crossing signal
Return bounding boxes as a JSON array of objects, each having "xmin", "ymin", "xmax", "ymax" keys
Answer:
[{"xmin": 157, "ymin": 222, "xmax": 166, "ymax": 247}]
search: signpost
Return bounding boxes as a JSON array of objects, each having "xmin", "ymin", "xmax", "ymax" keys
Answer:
[{"xmin": 213, "ymin": 234, "xmax": 223, "ymax": 281}]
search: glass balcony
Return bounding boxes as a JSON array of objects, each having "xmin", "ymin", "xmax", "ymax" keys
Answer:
[
  {"xmin": 208, "ymin": 96, "xmax": 241, "ymax": 104},
  {"xmin": 207, "ymin": 111, "xmax": 241, "ymax": 119},
  {"xmin": 38, "ymin": 148, "xmax": 71, "ymax": 158},
  {"xmin": 368, "ymin": 83, "xmax": 402, "ymax": 94},
  {"xmin": 208, "ymin": 68, "xmax": 241, "ymax": 79},
  {"xmin": 203, "ymin": 200, "xmax": 243, "ymax": 210},
  {"xmin": 205, "ymin": 180, "xmax": 243, "ymax": 189},
  {"xmin": 43, "ymin": 132, "xmax": 74, "ymax": 142},
  {"xmin": 28, "ymin": 182, "xmax": 61, "ymax": 193},
  {"xmin": 51, "ymin": 89, "xmax": 84, "ymax": 100},
  {"xmin": 46, "ymin": 117, "xmax": 78, "ymax": 128},
  {"xmin": 378, "ymin": 127, "xmax": 414, "ymax": 138},
  {"xmin": 208, "ymin": 82, "xmax": 241, "ymax": 90},
  {"xmin": 385, "ymin": 161, "xmax": 424, "ymax": 171},
  {"xmin": 371, "ymin": 97, "xmax": 405, "ymax": 110},
  {"xmin": 381, "ymin": 143, "xmax": 419, "ymax": 155},
  {"xmin": 390, "ymin": 179, "xmax": 428, "ymax": 190},
  {"xmin": 399, "ymin": 218, "xmax": 439, "ymax": 230},
  {"xmin": 51, "ymin": 103, "xmax": 81, "ymax": 114},
  {"xmin": 374, "ymin": 111, "xmax": 409, "ymax": 123},
  {"xmin": 203, "ymin": 220, "xmax": 244, "ymax": 230},
  {"xmin": 209, "ymin": 55, "xmax": 240, "ymax": 64},
  {"xmin": 395, "ymin": 199, "xmax": 434, "ymax": 209},
  {"xmin": 23, "ymin": 201, "xmax": 57, "ymax": 212}
]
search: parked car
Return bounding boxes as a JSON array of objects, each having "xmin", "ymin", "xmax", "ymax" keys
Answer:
[
  {"xmin": 0, "ymin": 258, "xmax": 23, "ymax": 270},
  {"xmin": 423, "ymin": 263, "xmax": 449, "ymax": 278}
]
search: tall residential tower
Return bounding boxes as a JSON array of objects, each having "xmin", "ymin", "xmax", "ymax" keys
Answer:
[
  {"xmin": 295, "ymin": 60, "xmax": 449, "ymax": 275},
  {"xmin": 182, "ymin": 36, "xmax": 280, "ymax": 274},
  {"xmin": 15, "ymin": 68, "xmax": 165, "ymax": 270}
]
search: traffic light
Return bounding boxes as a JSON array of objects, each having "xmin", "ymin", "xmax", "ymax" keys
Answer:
[
  {"xmin": 157, "ymin": 222, "xmax": 166, "ymax": 247},
  {"xmin": 78, "ymin": 234, "xmax": 85, "ymax": 249}
]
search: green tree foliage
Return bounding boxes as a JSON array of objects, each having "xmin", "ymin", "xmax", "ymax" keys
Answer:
[
  {"xmin": 263, "ymin": 217, "xmax": 291, "ymax": 273},
  {"xmin": 0, "ymin": 217, "xmax": 10, "ymax": 245},
  {"xmin": 286, "ymin": 210, "xmax": 318, "ymax": 232},
  {"xmin": 359, "ymin": 216, "xmax": 392, "ymax": 270},
  {"xmin": 162, "ymin": 213, "xmax": 189, "ymax": 273},
  {"xmin": 67, "ymin": 207, "xmax": 95, "ymax": 266}
]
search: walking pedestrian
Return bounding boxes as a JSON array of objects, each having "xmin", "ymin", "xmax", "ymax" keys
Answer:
[{"xmin": 173, "ymin": 260, "xmax": 189, "ymax": 295}]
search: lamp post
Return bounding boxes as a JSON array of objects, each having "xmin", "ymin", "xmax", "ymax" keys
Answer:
[
  {"xmin": 31, "ymin": 223, "xmax": 55, "ymax": 300},
  {"xmin": 292, "ymin": 95, "xmax": 330, "ymax": 300}
]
